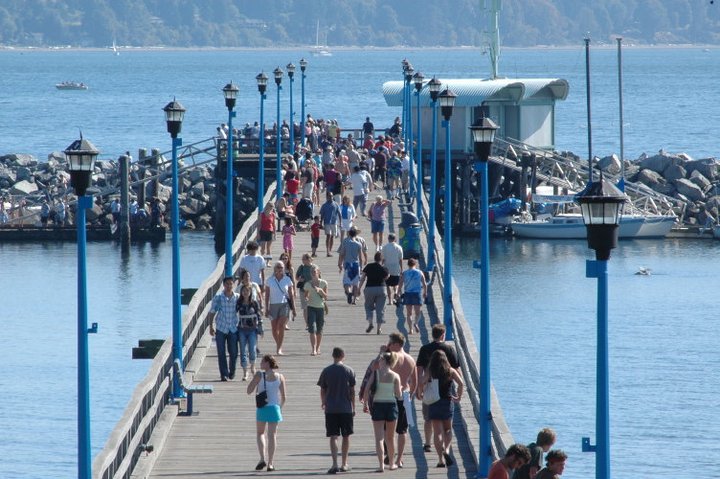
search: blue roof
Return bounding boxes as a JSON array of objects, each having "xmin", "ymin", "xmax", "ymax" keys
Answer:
[{"xmin": 382, "ymin": 77, "xmax": 569, "ymax": 107}]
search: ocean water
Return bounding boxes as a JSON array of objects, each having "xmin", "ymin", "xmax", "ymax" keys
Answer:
[{"xmin": 1, "ymin": 47, "xmax": 719, "ymax": 478}]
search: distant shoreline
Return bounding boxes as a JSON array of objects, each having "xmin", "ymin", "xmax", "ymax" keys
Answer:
[{"xmin": 0, "ymin": 43, "xmax": 717, "ymax": 53}]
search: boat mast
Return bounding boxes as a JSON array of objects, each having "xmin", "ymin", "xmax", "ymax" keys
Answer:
[
  {"xmin": 585, "ymin": 37, "xmax": 593, "ymax": 183},
  {"xmin": 486, "ymin": 0, "xmax": 501, "ymax": 79},
  {"xmin": 617, "ymin": 37, "xmax": 625, "ymax": 190}
]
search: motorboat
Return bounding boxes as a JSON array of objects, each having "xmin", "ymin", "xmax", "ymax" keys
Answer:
[
  {"xmin": 56, "ymin": 81, "xmax": 88, "ymax": 90},
  {"xmin": 511, "ymin": 213, "xmax": 676, "ymax": 239}
]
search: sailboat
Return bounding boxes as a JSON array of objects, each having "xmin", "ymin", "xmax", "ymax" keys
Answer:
[
  {"xmin": 112, "ymin": 39, "xmax": 119, "ymax": 56},
  {"xmin": 310, "ymin": 20, "xmax": 332, "ymax": 57}
]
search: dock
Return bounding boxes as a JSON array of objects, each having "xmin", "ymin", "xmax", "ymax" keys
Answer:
[{"xmin": 93, "ymin": 184, "xmax": 514, "ymax": 479}]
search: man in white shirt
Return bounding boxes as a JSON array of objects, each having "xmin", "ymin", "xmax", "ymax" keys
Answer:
[
  {"xmin": 381, "ymin": 233, "xmax": 404, "ymax": 304},
  {"xmin": 239, "ymin": 241, "xmax": 266, "ymax": 288},
  {"xmin": 349, "ymin": 166, "xmax": 373, "ymax": 215}
]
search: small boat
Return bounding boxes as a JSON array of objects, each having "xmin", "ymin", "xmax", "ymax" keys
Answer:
[
  {"xmin": 511, "ymin": 213, "xmax": 676, "ymax": 239},
  {"xmin": 56, "ymin": 81, "xmax": 88, "ymax": 90},
  {"xmin": 310, "ymin": 20, "xmax": 332, "ymax": 57}
]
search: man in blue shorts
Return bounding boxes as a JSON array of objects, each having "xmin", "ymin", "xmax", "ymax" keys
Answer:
[{"xmin": 337, "ymin": 227, "xmax": 367, "ymax": 304}]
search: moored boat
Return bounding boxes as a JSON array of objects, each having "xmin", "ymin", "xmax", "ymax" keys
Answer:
[
  {"xmin": 56, "ymin": 81, "xmax": 88, "ymax": 90},
  {"xmin": 511, "ymin": 213, "xmax": 676, "ymax": 239}
]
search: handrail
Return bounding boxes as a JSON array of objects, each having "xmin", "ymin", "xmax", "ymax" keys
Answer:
[{"xmin": 93, "ymin": 185, "xmax": 276, "ymax": 479}]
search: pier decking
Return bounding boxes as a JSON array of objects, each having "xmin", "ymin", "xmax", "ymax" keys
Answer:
[{"xmin": 137, "ymin": 198, "xmax": 479, "ymax": 478}]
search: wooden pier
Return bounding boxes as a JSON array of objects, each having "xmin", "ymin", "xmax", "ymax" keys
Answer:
[{"xmin": 93, "ymin": 185, "xmax": 514, "ymax": 479}]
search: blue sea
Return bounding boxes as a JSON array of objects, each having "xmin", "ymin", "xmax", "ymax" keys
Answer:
[{"xmin": 1, "ymin": 47, "xmax": 719, "ymax": 478}]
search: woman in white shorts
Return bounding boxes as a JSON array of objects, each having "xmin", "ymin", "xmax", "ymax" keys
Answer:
[
  {"xmin": 339, "ymin": 195, "xmax": 356, "ymax": 242},
  {"xmin": 264, "ymin": 261, "xmax": 296, "ymax": 355}
]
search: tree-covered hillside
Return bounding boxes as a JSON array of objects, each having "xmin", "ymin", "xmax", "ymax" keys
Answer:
[{"xmin": 1, "ymin": 0, "xmax": 719, "ymax": 48}]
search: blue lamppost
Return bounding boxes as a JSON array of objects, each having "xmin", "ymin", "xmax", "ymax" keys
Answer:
[
  {"xmin": 426, "ymin": 76, "xmax": 441, "ymax": 272},
  {"xmin": 273, "ymin": 66, "xmax": 284, "ymax": 201},
  {"xmin": 439, "ymin": 88, "xmax": 457, "ymax": 341},
  {"xmin": 469, "ymin": 114, "xmax": 499, "ymax": 479},
  {"xmin": 163, "ymin": 99, "xmax": 186, "ymax": 399},
  {"xmin": 404, "ymin": 63, "xmax": 414, "ymax": 195},
  {"xmin": 65, "ymin": 134, "xmax": 99, "ymax": 479},
  {"xmin": 401, "ymin": 59, "xmax": 409, "ymax": 148},
  {"xmin": 222, "ymin": 82, "xmax": 238, "ymax": 277},
  {"xmin": 578, "ymin": 177, "xmax": 626, "ymax": 479},
  {"xmin": 256, "ymin": 72, "xmax": 268, "ymax": 215},
  {"xmin": 286, "ymin": 62, "xmax": 295, "ymax": 154},
  {"xmin": 299, "ymin": 58, "xmax": 308, "ymax": 147},
  {"xmin": 413, "ymin": 71, "xmax": 424, "ymax": 218}
]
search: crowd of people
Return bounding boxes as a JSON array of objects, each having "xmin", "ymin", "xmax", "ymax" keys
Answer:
[{"xmin": 201, "ymin": 119, "xmax": 566, "ymax": 476}]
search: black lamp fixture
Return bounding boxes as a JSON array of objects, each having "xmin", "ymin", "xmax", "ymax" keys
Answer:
[
  {"xmin": 286, "ymin": 62, "xmax": 296, "ymax": 80},
  {"xmin": 273, "ymin": 66, "xmax": 284, "ymax": 86},
  {"xmin": 163, "ymin": 99, "xmax": 186, "ymax": 139},
  {"xmin": 438, "ymin": 88, "xmax": 457, "ymax": 121},
  {"xmin": 65, "ymin": 134, "xmax": 99, "ymax": 197},
  {"xmin": 222, "ymin": 82, "xmax": 239, "ymax": 110},
  {"xmin": 469, "ymin": 113, "xmax": 499, "ymax": 162},
  {"xmin": 256, "ymin": 72, "xmax": 268, "ymax": 95},
  {"xmin": 428, "ymin": 76, "xmax": 442, "ymax": 102},
  {"xmin": 576, "ymin": 177, "xmax": 627, "ymax": 260},
  {"xmin": 299, "ymin": 58, "xmax": 308, "ymax": 73},
  {"xmin": 413, "ymin": 71, "xmax": 425, "ymax": 93}
]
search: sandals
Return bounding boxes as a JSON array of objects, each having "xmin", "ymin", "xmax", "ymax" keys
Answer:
[{"xmin": 255, "ymin": 461, "xmax": 266, "ymax": 471}]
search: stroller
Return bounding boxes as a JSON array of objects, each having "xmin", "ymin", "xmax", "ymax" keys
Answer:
[{"xmin": 295, "ymin": 197, "xmax": 314, "ymax": 223}]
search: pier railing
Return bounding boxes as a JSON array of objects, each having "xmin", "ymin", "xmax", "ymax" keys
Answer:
[
  {"xmin": 413, "ymin": 185, "xmax": 515, "ymax": 461},
  {"xmin": 93, "ymin": 186, "xmax": 276, "ymax": 479}
]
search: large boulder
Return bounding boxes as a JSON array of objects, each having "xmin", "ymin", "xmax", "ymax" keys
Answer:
[
  {"xmin": 636, "ymin": 168, "xmax": 665, "ymax": 187},
  {"xmin": 674, "ymin": 178, "xmax": 705, "ymax": 202},
  {"xmin": 685, "ymin": 158, "xmax": 719, "ymax": 181},
  {"xmin": 639, "ymin": 153, "xmax": 683, "ymax": 174},
  {"xmin": 689, "ymin": 170, "xmax": 712, "ymax": 192},
  {"xmin": 10, "ymin": 179, "xmax": 38, "ymax": 195},
  {"xmin": 663, "ymin": 164, "xmax": 687, "ymax": 183},
  {"xmin": 0, "ymin": 166, "xmax": 17, "ymax": 184},
  {"xmin": 598, "ymin": 154, "xmax": 622, "ymax": 175},
  {"xmin": 85, "ymin": 203, "xmax": 104, "ymax": 222},
  {"xmin": 1, "ymin": 153, "xmax": 37, "ymax": 167}
]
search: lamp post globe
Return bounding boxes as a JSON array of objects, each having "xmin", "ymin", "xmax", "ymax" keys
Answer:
[
  {"xmin": 223, "ymin": 82, "xmax": 239, "ymax": 110},
  {"xmin": 577, "ymin": 178, "xmax": 626, "ymax": 260},
  {"xmin": 273, "ymin": 67, "xmax": 284, "ymax": 200},
  {"xmin": 65, "ymin": 134, "xmax": 99, "ymax": 479},
  {"xmin": 163, "ymin": 98, "xmax": 185, "ymax": 401},
  {"xmin": 438, "ymin": 88, "xmax": 457, "ymax": 122},
  {"xmin": 469, "ymin": 113, "xmax": 499, "ymax": 479},
  {"xmin": 257, "ymin": 72, "xmax": 268, "ymax": 214},
  {"xmin": 222, "ymin": 82, "xmax": 239, "ymax": 277}
]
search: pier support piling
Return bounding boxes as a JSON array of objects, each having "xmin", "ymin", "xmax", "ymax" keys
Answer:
[{"xmin": 119, "ymin": 154, "xmax": 131, "ymax": 248}]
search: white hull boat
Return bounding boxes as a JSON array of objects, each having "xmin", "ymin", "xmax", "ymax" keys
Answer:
[{"xmin": 511, "ymin": 214, "xmax": 676, "ymax": 239}]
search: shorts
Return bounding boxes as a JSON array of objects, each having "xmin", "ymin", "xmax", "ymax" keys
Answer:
[
  {"xmin": 342, "ymin": 262, "xmax": 361, "ymax": 286},
  {"xmin": 402, "ymin": 292, "xmax": 421, "ymax": 305},
  {"xmin": 257, "ymin": 404, "xmax": 283, "ymax": 423},
  {"xmin": 428, "ymin": 397, "xmax": 454, "ymax": 421},
  {"xmin": 385, "ymin": 275, "xmax": 400, "ymax": 287},
  {"xmin": 325, "ymin": 413, "xmax": 354, "ymax": 437},
  {"xmin": 324, "ymin": 224, "xmax": 338, "ymax": 236},
  {"xmin": 371, "ymin": 219, "xmax": 385, "ymax": 234},
  {"xmin": 307, "ymin": 306, "xmax": 325, "ymax": 334},
  {"xmin": 395, "ymin": 399, "xmax": 409, "ymax": 434},
  {"xmin": 371, "ymin": 401, "xmax": 398, "ymax": 422},
  {"xmin": 259, "ymin": 230, "xmax": 273, "ymax": 242},
  {"xmin": 268, "ymin": 303, "xmax": 290, "ymax": 320},
  {"xmin": 311, "ymin": 236, "xmax": 319, "ymax": 249},
  {"xmin": 341, "ymin": 218, "xmax": 353, "ymax": 232}
]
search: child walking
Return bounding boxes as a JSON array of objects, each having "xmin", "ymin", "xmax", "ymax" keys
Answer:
[
  {"xmin": 310, "ymin": 215, "xmax": 321, "ymax": 257},
  {"xmin": 281, "ymin": 217, "xmax": 296, "ymax": 260}
]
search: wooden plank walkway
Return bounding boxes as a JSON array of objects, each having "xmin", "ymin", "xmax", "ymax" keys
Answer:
[{"xmin": 143, "ymin": 197, "xmax": 478, "ymax": 479}]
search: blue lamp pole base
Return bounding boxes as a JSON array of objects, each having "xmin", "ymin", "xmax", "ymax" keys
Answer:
[
  {"xmin": 77, "ymin": 194, "xmax": 93, "ymax": 479},
  {"xmin": 427, "ymin": 100, "xmax": 438, "ymax": 272},
  {"xmin": 225, "ymin": 110, "xmax": 236, "ymax": 277},
  {"xmin": 442, "ymin": 119, "xmax": 454, "ymax": 341}
]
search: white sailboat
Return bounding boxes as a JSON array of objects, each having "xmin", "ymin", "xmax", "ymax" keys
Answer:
[
  {"xmin": 310, "ymin": 20, "xmax": 332, "ymax": 57},
  {"xmin": 112, "ymin": 39, "xmax": 119, "ymax": 56}
]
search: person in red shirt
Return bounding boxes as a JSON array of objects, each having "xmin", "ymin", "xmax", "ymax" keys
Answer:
[
  {"xmin": 285, "ymin": 172, "xmax": 300, "ymax": 204},
  {"xmin": 257, "ymin": 203, "xmax": 276, "ymax": 256},
  {"xmin": 487, "ymin": 444, "xmax": 531, "ymax": 479},
  {"xmin": 310, "ymin": 215, "xmax": 321, "ymax": 257}
]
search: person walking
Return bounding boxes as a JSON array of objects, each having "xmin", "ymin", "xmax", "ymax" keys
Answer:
[
  {"xmin": 303, "ymin": 265, "xmax": 328, "ymax": 356},
  {"xmin": 363, "ymin": 351, "xmax": 402, "ymax": 472},
  {"xmin": 338, "ymin": 195, "xmax": 356, "ymax": 242},
  {"xmin": 358, "ymin": 251, "xmax": 389, "ymax": 334},
  {"xmin": 398, "ymin": 257, "xmax": 427, "ymax": 334},
  {"xmin": 239, "ymin": 240, "xmax": 266, "ymax": 290},
  {"xmin": 319, "ymin": 193, "xmax": 341, "ymax": 257},
  {"xmin": 257, "ymin": 203, "xmax": 276, "ymax": 256},
  {"xmin": 317, "ymin": 347, "xmax": 356, "ymax": 474},
  {"xmin": 381, "ymin": 233, "xmax": 404, "ymax": 305},
  {"xmin": 265, "ymin": 261, "xmax": 296, "ymax": 356},
  {"xmin": 367, "ymin": 195, "xmax": 392, "ymax": 251},
  {"xmin": 208, "ymin": 276, "xmax": 239, "ymax": 381},
  {"xmin": 281, "ymin": 217, "xmax": 296, "ymax": 260},
  {"xmin": 349, "ymin": 166, "xmax": 373, "ymax": 215},
  {"xmin": 247, "ymin": 354, "xmax": 287, "ymax": 472},
  {"xmin": 415, "ymin": 324, "xmax": 461, "ymax": 453},
  {"xmin": 236, "ymin": 284, "xmax": 263, "ymax": 381},
  {"xmin": 337, "ymin": 226, "xmax": 367, "ymax": 305},
  {"xmin": 295, "ymin": 253, "xmax": 315, "ymax": 329},
  {"xmin": 417, "ymin": 350, "xmax": 465, "ymax": 468},
  {"xmin": 386, "ymin": 332, "xmax": 417, "ymax": 469}
]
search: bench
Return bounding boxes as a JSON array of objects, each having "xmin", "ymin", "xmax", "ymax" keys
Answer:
[{"xmin": 173, "ymin": 359, "xmax": 213, "ymax": 416}]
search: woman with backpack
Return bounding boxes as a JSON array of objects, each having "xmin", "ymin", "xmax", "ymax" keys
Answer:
[
  {"xmin": 247, "ymin": 354, "xmax": 287, "ymax": 472},
  {"xmin": 236, "ymin": 284, "xmax": 263, "ymax": 381}
]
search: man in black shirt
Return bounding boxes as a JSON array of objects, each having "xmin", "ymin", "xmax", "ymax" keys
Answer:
[{"xmin": 415, "ymin": 324, "xmax": 460, "ymax": 452}]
